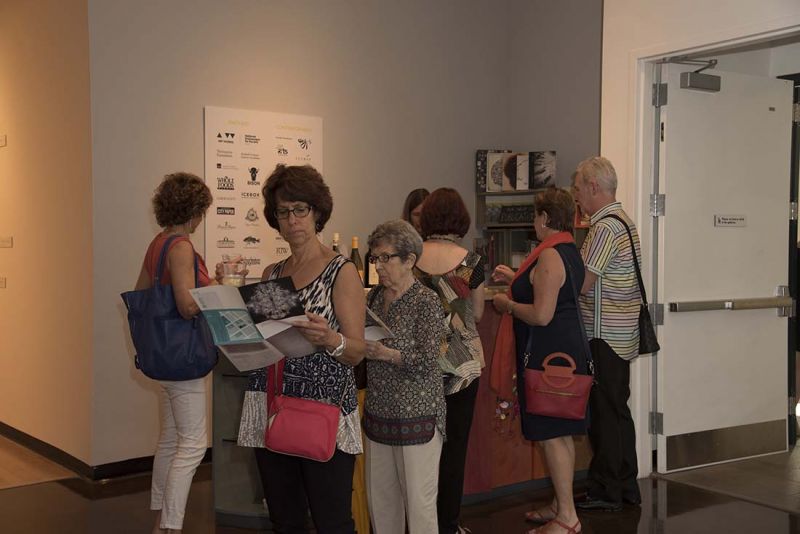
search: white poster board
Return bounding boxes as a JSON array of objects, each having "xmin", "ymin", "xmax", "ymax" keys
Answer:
[{"xmin": 204, "ymin": 106, "xmax": 323, "ymax": 277}]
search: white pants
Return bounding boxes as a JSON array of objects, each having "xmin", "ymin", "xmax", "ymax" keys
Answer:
[
  {"xmin": 365, "ymin": 430, "xmax": 443, "ymax": 534},
  {"xmin": 150, "ymin": 377, "xmax": 207, "ymax": 530}
]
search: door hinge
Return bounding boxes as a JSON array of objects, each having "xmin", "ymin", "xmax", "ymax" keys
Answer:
[
  {"xmin": 649, "ymin": 303, "xmax": 664, "ymax": 325},
  {"xmin": 650, "ymin": 194, "xmax": 665, "ymax": 217},
  {"xmin": 777, "ymin": 285, "xmax": 795, "ymax": 317},
  {"xmin": 791, "ymin": 201, "xmax": 798, "ymax": 221},
  {"xmin": 649, "ymin": 412, "xmax": 664, "ymax": 435},
  {"xmin": 652, "ymin": 83, "xmax": 668, "ymax": 107}
]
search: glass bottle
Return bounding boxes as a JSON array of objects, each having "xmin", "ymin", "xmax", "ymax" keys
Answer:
[{"xmin": 350, "ymin": 236, "xmax": 364, "ymax": 283}]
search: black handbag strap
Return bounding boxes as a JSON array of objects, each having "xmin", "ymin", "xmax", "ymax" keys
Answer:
[
  {"xmin": 523, "ymin": 246, "xmax": 594, "ymax": 372},
  {"xmin": 602, "ymin": 214, "xmax": 648, "ymax": 306},
  {"xmin": 154, "ymin": 234, "xmax": 200, "ymax": 288}
]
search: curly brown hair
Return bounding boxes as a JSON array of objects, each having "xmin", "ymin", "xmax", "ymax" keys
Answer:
[
  {"xmin": 534, "ymin": 187, "xmax": 575, "ymax": 232},
  {"xmin": 419, "ymin": 187, "xmax": 470, "ymax": 239},
  {"xmin": 262, "ymin": 164, "xmax": 333, "ymax": 232},
  {"xmin": 152, "ymin": 172, "xmax": 212, "ymax": 227}
]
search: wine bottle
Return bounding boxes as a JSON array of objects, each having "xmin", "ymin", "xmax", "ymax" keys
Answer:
[
  {"xmin": 365, "ymin": 251, "xmax": 379, "ymax": 288},
  {"xmin": 350, "ymin": 236, "xmax": 364, "ymax": 283},
  {"xmin": 331, "ymin": 232, "xmax": 341, "ymax": 254}
]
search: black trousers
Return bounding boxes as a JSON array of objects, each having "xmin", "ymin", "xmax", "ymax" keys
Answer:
[
  {"xmin": 254, "ymin": 447, "xmax": 356, "ymax": 534},
  {"xmin": 437, "ymin": 377, "xmax": 479, "ymax": 534},
  {"xmin": 586, "ymin": 338, "xmax": 641, "ymax": 504}
]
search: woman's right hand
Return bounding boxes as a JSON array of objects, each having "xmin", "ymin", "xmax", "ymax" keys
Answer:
[{"xmin": 491, "ymin": 264, "xmax": 515, "ymax": 284}]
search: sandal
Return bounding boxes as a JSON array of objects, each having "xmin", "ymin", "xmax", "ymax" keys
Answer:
[
  {"xmin": 524, "ymin": 503, "xmax": 557, "ymax": 523},
  {"xmin": 528, "ymin": 518, "xmax": 581, "ymax": 534}
]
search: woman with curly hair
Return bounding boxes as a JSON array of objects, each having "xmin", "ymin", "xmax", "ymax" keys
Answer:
[{"xmin": 132, "ymin": 172, "xmax": 215, "ymax": 534}]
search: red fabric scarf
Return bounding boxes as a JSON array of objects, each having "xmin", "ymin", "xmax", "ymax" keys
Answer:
[{"xmin": 489, "ymin": 231, "xmax": 575, "ymax": 400}]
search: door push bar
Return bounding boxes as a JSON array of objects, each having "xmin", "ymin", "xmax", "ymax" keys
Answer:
[{"xmin": 669, "ymin": 292, "xmax": 794, "ymax": 317}]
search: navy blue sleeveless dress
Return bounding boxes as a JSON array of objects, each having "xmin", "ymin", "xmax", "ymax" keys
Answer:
[{"xmin": 511, "ymin": 242, "xmax": 589, "ymax": 441}]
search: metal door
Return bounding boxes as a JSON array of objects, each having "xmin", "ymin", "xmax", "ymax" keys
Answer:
[{"xmin": 655, "ymin": 65, "xmax": 793, "ymax": 472}]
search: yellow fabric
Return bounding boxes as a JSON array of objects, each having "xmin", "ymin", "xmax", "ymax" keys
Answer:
[{"xmin": 352, "ymin": 389, "xmax": 371, "ymax": 533}]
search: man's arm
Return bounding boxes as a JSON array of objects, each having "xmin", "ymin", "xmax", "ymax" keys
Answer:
[{"xmin": 581, "ymin": 269, "xmax": 598, "ymax": 295}]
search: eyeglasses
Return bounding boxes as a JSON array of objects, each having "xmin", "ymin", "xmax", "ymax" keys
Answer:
[
  {"xmin": 368, "ymin": 253, "xmax": 402, "ymax": 264},
  {"xmin": 275, "ymin": 205, "xmax": 312, "ymax": 219}
]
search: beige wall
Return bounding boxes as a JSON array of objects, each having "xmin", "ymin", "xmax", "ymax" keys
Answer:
[
  {"xmin": 0, "ymin": 0, "xmax": 94, "ymax": 463},
  {"xmin": 601, "ymin": 0, "xmax": 800, "ymax": 477}
]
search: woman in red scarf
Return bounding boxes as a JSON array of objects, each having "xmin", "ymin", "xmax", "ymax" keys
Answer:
[{"xmin": 491, "ymin": 188, "xmax": 587, "ymax": 534}]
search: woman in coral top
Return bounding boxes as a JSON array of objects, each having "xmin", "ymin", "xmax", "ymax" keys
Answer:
[{"xmin": 133, "ymin": 172, "xmax": 214, "ymax": 534}]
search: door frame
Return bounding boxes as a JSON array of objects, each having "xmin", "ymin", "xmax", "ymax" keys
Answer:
[{"xmin": 627, "ymin": 24, "xmax": 800, "ymax": 477}]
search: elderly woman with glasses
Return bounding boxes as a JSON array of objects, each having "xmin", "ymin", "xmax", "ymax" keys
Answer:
[
  {"xmin": 363, "ymin": 220, "xmax": 448, "ymax": 534},
  {"xmin": 236, "ymin": 164, "xmax": 366, "ymax": 534}
]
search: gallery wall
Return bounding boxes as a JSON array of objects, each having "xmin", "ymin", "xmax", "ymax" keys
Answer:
[
  {"xmin": 0, "ymin": 0, "xmax": 602, "ymax": 467},
  {"xmin": 0, "ymin": 0, "xmax": 94, "ymax": 463}
]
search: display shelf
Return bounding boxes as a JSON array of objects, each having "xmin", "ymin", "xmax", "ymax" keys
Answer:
[{"xmin": 476, "ymin": 190, "xmax": 542, "ymax": 197}]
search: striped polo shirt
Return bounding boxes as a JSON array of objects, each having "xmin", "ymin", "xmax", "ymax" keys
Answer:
[{"xmin": 579, "ymin": 202, "xmax": 641, "ymax": 361}]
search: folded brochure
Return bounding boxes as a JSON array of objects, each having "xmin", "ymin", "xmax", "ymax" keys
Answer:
[{"xmin": 189, "ymin": 277, "xmax": 315, "ymax": 372}]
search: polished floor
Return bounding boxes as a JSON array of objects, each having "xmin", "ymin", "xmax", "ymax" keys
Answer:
[
  {"xmin": 2, "ymin": 440, "xmax": 800, "ymax": 533},
  {"xmin": 0, "ymin": 465, "xmax": 798, "ymax": 533},
  {"xmin": 0, "ymin": 435, "xmax": 73, "ymax": 490}
]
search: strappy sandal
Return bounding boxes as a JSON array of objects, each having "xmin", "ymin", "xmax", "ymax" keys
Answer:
[
  {"xmin": 523, "ymin": 503, "xmax": 557, "ymax": 523},
  {"xmin": 528, "ymin": 518, "xmax": 581, "ymax": 534}
]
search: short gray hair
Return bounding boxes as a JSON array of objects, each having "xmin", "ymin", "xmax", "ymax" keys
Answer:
[
  {"xmin": 576, "ymin": 156, "xmax": 618, "ymax": 194},
  {"xmin": 367, "ymin": 220, "xmax": 423, "ymax": 262}
]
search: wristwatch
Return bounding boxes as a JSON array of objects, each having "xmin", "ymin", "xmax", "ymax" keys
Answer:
[{"xmin": 328, "ymin": 333, "xmax": 346, "ymax": 358}]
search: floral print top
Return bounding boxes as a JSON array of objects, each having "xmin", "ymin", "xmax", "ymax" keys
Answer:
[{"xmin": 365, "ymin": 280, "xmax": 448, "ymax": 442}]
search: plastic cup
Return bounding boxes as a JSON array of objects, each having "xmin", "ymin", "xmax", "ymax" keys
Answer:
[{"xmin": 221, "ymin": 259, "xmax": 246, "ymax": 287}]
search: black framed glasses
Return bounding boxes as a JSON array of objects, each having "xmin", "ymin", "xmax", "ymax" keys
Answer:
[
  {"xmin": 274, "ymin": 205, "xmax": 312, "ymax": 219},
  {"xmin": 368, "ymin": 253, "xmax": 402, "ymax": 264}
]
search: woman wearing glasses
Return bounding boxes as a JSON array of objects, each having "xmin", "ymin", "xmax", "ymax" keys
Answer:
[
  {"xmin": 414, "ymin": 188, "xmax": 485, "ymax": 534},
  {"xmin": 237, "ymin": 164, "xmax": 366, "ymax": 533},
  {"xmin": 363, "ymin": 220, "xmax": 448, "ymax": 534}
]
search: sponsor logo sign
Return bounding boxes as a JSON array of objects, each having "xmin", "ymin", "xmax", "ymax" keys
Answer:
[
  {"xmin": 242, "ymin": 191, "xmax": 260, "ymax": 199},
  {"xmin": 245, "ymin": 208, "xmax": 259, "ymax": 223},
  {"xmin": 217, "ymin": 176, "xmax": 234, "ymax": 190},
  {"xmin": 244, "ymin": 134, "xmax": 260, "ymax": 144},
  {"xmin": 216, "ymin": 149, "xmax": 233, "ymax": 158},
  {"xmin": 217, "ymin": 221, "xmax": 236, "ymax": 230},
  {"xmin": 217, "ymin": 207, "xmax": 235, "ymax": 215},
  {"xmin": 217, "ymin": 237, "xmax": 235, "ymax": 248},
  {"xmin": 243, "ymin": 256, "xmax": 262, "ymax": 267},
  {"xmin": 243, "ymin": 235, "xmax": 261, "ymax": 248},
  {"xmin": 217, "ymin": 132, "xmax": 235, "ymax": 144},
  {"xmin": 247, "ymin": 167, "xmax": 261, "ymax": 186}
]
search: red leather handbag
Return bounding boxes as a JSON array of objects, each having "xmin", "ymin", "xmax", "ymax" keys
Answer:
[
  {"xmin": 264, "ymin": 361, "xmax": 343, "ymax": 462},
  {"xmin": 524, "ymin": 352, "xmax": 592, "ymax": 420},
  {"xmin": 523, "ymin": 249, "xmax": 594, "ymax": 421}
]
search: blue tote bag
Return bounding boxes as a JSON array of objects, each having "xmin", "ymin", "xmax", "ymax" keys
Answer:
[{"xmin": 121, "ymin": 235, "xmax": 217, "ymax": 381}]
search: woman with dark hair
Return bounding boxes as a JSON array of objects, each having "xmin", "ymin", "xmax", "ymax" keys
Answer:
[
  {"xmin": 402, "ymin": 188, "xmax": 430, "ymax": 233},
  {"xmin": 492, "ymin": 188, "xmax": 587, "ymax": 534},
  {"xmin": 236, "ymin": 164, "xmax": 366, "ymax": 533},
  {"xmin": 133, "ymin": 172, "xmax": 214, "ymax": 534},
  {"xmin": 414, "ymin": 187, "xmax": 485, "ymax": 534}
]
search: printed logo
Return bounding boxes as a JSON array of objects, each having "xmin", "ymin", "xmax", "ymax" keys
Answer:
[
  {"xmin": 216, "ymin": 162, "xmax": 237, "ymax": 170},
  {"xmin": 217, "ymin": 176, "xmax": 234, "ymax": 190},
  {"xmin": 241, "ymin": 191, "xmax": 260, "ymax": 199},
  {"xmin": 216, "ymin": 149, "xmax": 233, "ymax": 158},
  {"xmin": 217, "ymin": 237, "xmax": 235, "ymax": 248},
  {"xmin": 298, "ymin": 138, "xmax": 311, "ymax": 150},
  {"xmin": 247, "ymin": 167, "xmax": 260, "ymax": 186},
  {"xmin": 242, "ymin": 256, "xmax": 262, "ymax": 267},
  {"xmin": 243, "ymin": 235, "xmax": 261, "ymax": 247},
  {"xmin": 245, "ymin": 208, "xmax": 259, "ymax": 224},
  {"xmin": 244, "ymin": 134, "xmax": 260, "ymax": 144},
  {"xmin": 217, "ymin": 207, "xmax": 235, "ymax": 216},
  {"xmin": 217, "ymin": 221, "xmax": 236, "ymax": 230},
  {"xmin": 216, "ymin": 132, "xmax": 235, "ymax": 144},
  {"xmin": 216, "ymin": 196, "xmax": 235, "ymax": 202},
  {"xmin": 241, "ymin": 152, "xmax": 260, "ymax": 160},
  {"xmin": 276, "ymin": 145, "xmax": 288, "ymax": 155}
]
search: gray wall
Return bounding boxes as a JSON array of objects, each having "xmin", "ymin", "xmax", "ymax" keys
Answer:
[
  {"xmin": 509, "ymin": 0, "xmax": 603, "ymax": 187},
  {"xmin": 87, "ymin": 0, "xmax": 601, "ymax": 463}
]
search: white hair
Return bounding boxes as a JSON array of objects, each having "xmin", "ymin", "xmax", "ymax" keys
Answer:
[{"xmin": 577, "ymin": 156, "xmax": 617, "ymax": 194}]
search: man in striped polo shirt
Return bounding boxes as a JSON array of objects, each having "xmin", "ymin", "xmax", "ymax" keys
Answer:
[{"xmin": 572, "ymin": 156, "xmax": 642, "ymax": 512}]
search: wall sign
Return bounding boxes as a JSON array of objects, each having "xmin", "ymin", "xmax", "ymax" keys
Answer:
[
  {"xmin": 713, "ymin": 214, "xmax": 747, "ymax": 227},
  {"xmin": 204, "ymin": 106, "xmax": 323, "ymax": 276}
]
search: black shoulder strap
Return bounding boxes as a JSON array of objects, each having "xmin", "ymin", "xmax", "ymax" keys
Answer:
[{"xmin": 602, "ymin": 213, "xmax": 648, "ymax": 306}]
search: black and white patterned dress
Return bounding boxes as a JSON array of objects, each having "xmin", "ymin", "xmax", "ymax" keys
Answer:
[{"xmin": 237, "ymin": 255, "xmax": 362, "ymax": 454}]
